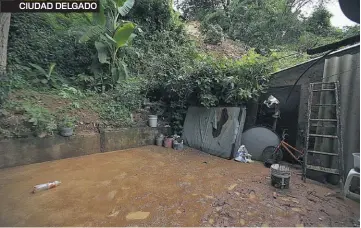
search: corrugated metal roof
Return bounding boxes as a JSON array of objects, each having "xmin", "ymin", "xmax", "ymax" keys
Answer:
[{"xmin": 273, "ymin": 43, "xmax": 360, "ymax": 75}]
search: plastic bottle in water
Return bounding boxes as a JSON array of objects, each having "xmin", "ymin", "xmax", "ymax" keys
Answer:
[{"xmin": 32, "ymin": 181, "xmax": 61, "ymax": 193}]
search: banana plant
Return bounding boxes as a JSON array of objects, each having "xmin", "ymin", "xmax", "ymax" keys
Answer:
[
  {"xmin": 28, "ymin": 63, "xmax": 60, "ymax": 88},
  {"xmin": 79, "ymin": 0, "xmax": 136, "ymax": 91}
]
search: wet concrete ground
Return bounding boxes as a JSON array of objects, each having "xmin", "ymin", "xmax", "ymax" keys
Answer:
[{"xmin": 0, "ymin": 146, "xmax": 359, "ymax": 226}]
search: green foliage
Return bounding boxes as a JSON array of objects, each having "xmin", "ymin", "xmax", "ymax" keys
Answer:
[
  {"xmin": 194, "ymin": 0, "xmax": 358, "ymax": 52},
  {"xmin": 200, "ymin": 10, "xmax": 230, "ymax": 33},
  {"xmin": 8, "ymin": 13, "xmax": 93, "ymax": 78},
  {"xmin": 179, "ymin": 0, "xmax": 229, "ymax": 20},
  {"xmin": 96, "ymin": 96, "xmax": 133, "ymax": 126},
  {"xmin": 0, "ymin": 78, "xmax": 11, "ymax": 105},
  {"xmin": 145, "ymin": 48, "xmax": 275, "ymax": 131},
  {"xmin": 58, "ymin": 85, "xmax": 85, "ymax": 99},
  {"xmin": 27, "ymin": 63, "xmax": 60, "ymax": 88},
  {"xmin": 192, "ymin": 50, "xmax": 274, "ymax": 106},
  {"xmin": 58, "ymin": 115, "xmax": 76, "ymax": 128},
  {"xmin": 112, "ymin": 77, "xmax": 146, "ymax": 111},
  {"xmin": 204, "ymin": 24, "xmax": 224, "ymax": 45},
  {"xmin": 78, "ymin": 0, "xmax": 136, "ymax": 92},
  {"xmin": 128, "ymin": 0, "xmax": 178, "ymax": 31},
  {"xmin": 342, "ymin": 25, "xmax": 360, "ymax": 38},
  {"xmin": 305, "ymin": 7, "xmax": 333, "ymax": 37},
  {"xmin": 23, "ymin": 104, "xmax": 57, "ymax": 136}
]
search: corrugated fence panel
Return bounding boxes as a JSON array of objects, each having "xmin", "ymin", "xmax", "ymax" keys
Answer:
[{"xmin": 322, "ymin": 50, "xmax": 360, "ymax": 179}]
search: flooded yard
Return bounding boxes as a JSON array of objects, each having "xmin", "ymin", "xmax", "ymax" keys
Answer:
[{"xmin": 0, "ymin": 146, "xmax": 359, "ymax": 226}]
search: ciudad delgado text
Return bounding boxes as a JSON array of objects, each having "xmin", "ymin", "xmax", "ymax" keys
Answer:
[{"xmin": 19, "ymin": 2, "xmax": 98, "ymax": 10}]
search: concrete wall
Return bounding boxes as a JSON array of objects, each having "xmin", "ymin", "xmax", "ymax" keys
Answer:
[{"xmin": 0, "ymin": 127, "xmax": 171, "ymax": 169}]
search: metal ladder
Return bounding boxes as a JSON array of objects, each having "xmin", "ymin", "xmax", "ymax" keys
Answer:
[{"xmin": 302, "ymin": 81, "xmax": 344, "ymax": 190}]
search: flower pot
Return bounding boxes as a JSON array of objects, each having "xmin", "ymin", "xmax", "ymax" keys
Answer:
[{"xmin": 59, "ymin": 127, "xmax": 73, "ymax": 137}]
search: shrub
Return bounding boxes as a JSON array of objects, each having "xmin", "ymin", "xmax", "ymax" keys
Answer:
[
  {"xmin": 7, "ymin": 13, "xmax": 93, "ymax": 78},
  {"xmin": 112, "ymin": 77, "xmax": 146, "ymax": 111},
  {"xmin": 58, "ymin": 115, "xmax": 76, "ymax": 128},
  {"xmin": 23, "ymin": 104, "xmax": 57, "ymax": 136},
  {"xmin": 200, "ymin": 10, "xmax": 230, "ymax": 33},
  {"xmin": 204, "ymin": 24, "xmax": 224, "ymax": 45}
]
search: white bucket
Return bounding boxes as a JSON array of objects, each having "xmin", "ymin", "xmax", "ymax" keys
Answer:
[
  {"xmin": 148, "ymin": 115, "xmax": 158, "ymax": 128},
  {"xmin": 352, "ymin": 153, "xmax": 360, "ymax": 169}
]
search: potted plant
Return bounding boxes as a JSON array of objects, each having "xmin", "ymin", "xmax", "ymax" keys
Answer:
[{"xmin": 58, "ymin": 115, "xmax": 76, "ymax": 137}]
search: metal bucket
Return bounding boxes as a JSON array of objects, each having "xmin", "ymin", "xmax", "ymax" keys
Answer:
[
  {"xmin": 270, "ymin": 164, "xmax": 291, "ymax": 189},
  {"xmin": 156, "ymin": 134, "xmax": 164, "ymax": 146}
]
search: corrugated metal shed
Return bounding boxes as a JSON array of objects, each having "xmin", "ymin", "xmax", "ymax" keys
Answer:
[{"xmin": 321, "ymin": 49, "xmax": 360, "ymax": 179}]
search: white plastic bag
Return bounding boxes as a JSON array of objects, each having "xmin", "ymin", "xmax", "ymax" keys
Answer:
[
  {"xmin": 263, "ymin": 95, "xmax": 280, "ymax": 108},
  {"xmin": 234, "ymin": 145, "xmax": 253, "ymax": 163}
]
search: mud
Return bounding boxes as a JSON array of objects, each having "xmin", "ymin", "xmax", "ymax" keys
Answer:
[{"xmin": 0, "ymin": 146, "xmax": 359, "ymax": 226}]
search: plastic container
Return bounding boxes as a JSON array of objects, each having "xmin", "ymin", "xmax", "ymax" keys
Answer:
[
  {"xmin": 156, "ymin": 134, "xmax": 164, "ymax": 146},
  {"xmin": 353, "ymin": 153, "xmax": 360, "ymax": 169},
  {"xmin": 163, "ymin": 137, "xmax": 173, "ymax": 148},
  {"xmin": 148, "ymin": 115, "xmax": 158, "ymax": 128},
  {"xmin": 32, "ymin": 181, "xmax": 61, "ymax": 193},
  {"xmin": 173, "ymin": 140, "xmax": 184, "ymax": 150}
]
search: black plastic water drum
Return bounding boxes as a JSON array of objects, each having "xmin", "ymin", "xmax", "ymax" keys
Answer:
[
  {"xmin": 270, "ymin": 164, "xmax": 291, "ymax": 189},
  {"xmin": 241, "ymin": 127, "xmax": 280, "ymax": 161}
]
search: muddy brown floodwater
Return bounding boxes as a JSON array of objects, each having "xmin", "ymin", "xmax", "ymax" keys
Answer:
[{"xmin": 0, "ymin": 146, "xmax": 359, "ymax": 226}]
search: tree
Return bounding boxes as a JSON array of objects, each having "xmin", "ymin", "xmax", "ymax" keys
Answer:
[
  {"xmin": 286, "ymin": 0, "xmax": 331, "ymax": 13},
  {"xmin": 305, "ymin": 6, "xmax": 333, "ymax": 36},
  {"xmin": 179, "ymin": 0, "xmax": 231, "ymax": 19},
  {"xmin": 227, "ymin": 0, "xmax": 303, "ymax": 49},
  {"xmin": 0, "ymin": 13, "xmax": 11, "ymax": 78}
]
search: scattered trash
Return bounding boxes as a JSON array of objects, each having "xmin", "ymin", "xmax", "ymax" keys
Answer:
[
  {"xmin": 324, "ymin": 192, "xmax": 337, "ymax": 197},
  {"xmin": 125, "ymin": 211, "xmax": 150, "ymax": 220},
  {"xmin": 239, "ymin": 218, "xmax": 246, "ymax": 226},
  {"xmin": 173, "ymin": 140, "xmax": 184, "ymax": 150},
  {"xmin": 264, "ymin": 95, "xmax": 280, "ymax": 108},
  {"xmin": 234, "ymin": 145, "xmax": 253, "ymax": 163},
  {"xmin": 156, "ymin": 134, "xmax": 164, "ymax": 146},
  {"xmin": 163, "ymin": 137, "xmax": 173, "ymax": 148},
  {"xmin": 228, "ymin": 184, "xmax": 238, "ymax": 191},
  {"xmin": 273, "ymin": 192, "xmax": 277, "ymax": 199},
  {"xmin": 32, "ymin": 181, "xmax": 61, "ymax": 193},
  {"xmin": 108, "ymin": 208, "xmax": 120, "ymax": 217},
  {"xmin": 291, "ymin": 207, "xmax": 302, "ymax": 212},
  {"xmin": 208, "ymin": 218, "xmax": 214, "ymax": 225},
  {"xmin": 204, "ymin": 194, "xmax": 214, "ymax": 199},
  {"xmin": 249, "ymin": 190, "xmax": 256, "ymax": 200}
]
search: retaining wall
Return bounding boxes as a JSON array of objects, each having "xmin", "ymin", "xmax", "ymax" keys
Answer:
[{"xmin": 0, "ymin": 127, "xmax": 171, "ymax": 169}]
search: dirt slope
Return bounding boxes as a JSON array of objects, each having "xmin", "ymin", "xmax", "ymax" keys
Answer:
[{"xmin": 185, "ymin": 21, "xmax": 248, "ymax": 59}]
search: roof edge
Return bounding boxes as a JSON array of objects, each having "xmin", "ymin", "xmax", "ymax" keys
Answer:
[{"xmin": 272, "ymin": 43, "xmax": 360, "ymax": 75}]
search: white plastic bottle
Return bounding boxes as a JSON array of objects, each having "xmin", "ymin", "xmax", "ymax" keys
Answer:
[{"xmin": 32, "ymin": 181, "xmax": 61, "ymax": 193}]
